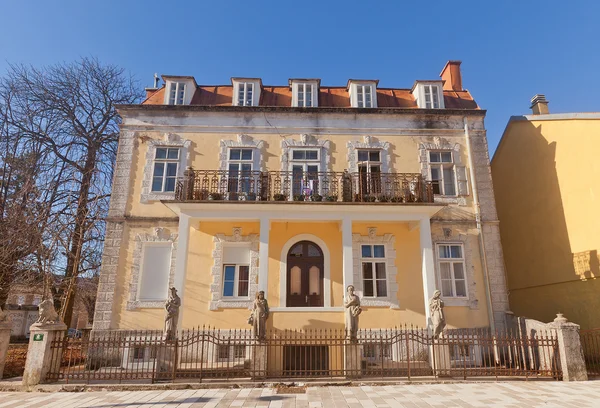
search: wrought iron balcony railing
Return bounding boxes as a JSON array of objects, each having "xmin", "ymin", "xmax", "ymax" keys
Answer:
[{"xmin": 174, "ymin": 169, "xmax": 434, "ymax": 203}]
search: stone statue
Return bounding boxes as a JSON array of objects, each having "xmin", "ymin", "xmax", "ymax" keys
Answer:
[
  {"xmin": 344, "ymin": 285, "xmax": 362, "ymax": 342},
  {"xmin": 0, "ymin": 306, "xmax": 7, "ymax": 322},
  {"xmin": 429, "ymin": 290, "xmax": 446, "ymax": 339},
  {"xmin": 36, "ymin": 299, "xmax": 60, "ymax": 324},
  {"xmin": 249, "ymin": 291, "xmax": 269, "ymax": 341},
  {"xmin": 164, "ymin": 287, "xmax": 181, "ymax": 341}
]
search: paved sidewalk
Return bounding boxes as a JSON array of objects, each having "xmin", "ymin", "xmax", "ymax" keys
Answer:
[{"xmin": 0, "ymin": 382, "xmax": 600, "ymax": 407}]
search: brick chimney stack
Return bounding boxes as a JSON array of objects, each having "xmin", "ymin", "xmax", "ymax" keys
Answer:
[
  {"xmin": 440, "ymin": 61, "xmax": 463, "ymax": 91},
  {"xmin": 530, "ymin": 94, "xmax": 549, "ymax": 115}
]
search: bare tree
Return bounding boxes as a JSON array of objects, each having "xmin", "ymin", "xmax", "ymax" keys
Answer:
[{"xmin": 0, "ymin": 58, "xmax": 143, "ymax": 325}]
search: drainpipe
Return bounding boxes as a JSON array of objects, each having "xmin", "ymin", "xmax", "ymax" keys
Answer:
[{"xmin": 463, "ymin": 117, "xmax": 495, "ymax": 333}]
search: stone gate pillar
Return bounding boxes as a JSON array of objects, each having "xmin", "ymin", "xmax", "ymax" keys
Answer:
[
  {"xmin": 549, "ymin": 313, "xmax": 588, "ymax": 381},
  {"xmin": 22, "ymin": 322, "xmax": 67, "ymax": 386},
  {"xmin": 0, "ymin": 318, "xmax": 12, "ymax": 378}
]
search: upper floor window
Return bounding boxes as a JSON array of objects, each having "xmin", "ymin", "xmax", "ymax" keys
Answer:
[
  {"xmin": 228, "ymin": 149, "xmax": 254, "ymax": 194},
  {"xmin": 297, "ymin": 83, "xmax": 313, "ymax": 107},
  {"xmin": 413, "ymin": 81, "xmax": 445, "ymax": 109},
  {"xmin": 429, "ymin": 151, "xmax": 456, "ymax": 196},
  {"xmin": 237, "ymin": 82, "xmax": 254, "ymax": 106},
  {"xmin": 437, "ymin": 244, "xmax": 467, "ymax": 298},
  {"xmin": 291, "ymin": 148, "xmax": 319, "ymax": 161},
  {"xmin": 361, "ymin": 244, "xmax": 387, "ymax": 297},
  {"xmin": 152, "ymin": 147, "xmax": 179, "ymax": 192},
  {"xmin": 290, "ymin": 80, "xmax": 319, "ymax": 107},
  {"xmin": 168, "ymin": 82, "xmax": 186, "ymax": 105},
  {"xmin": 348, "ymin": 80, "xmax": 378, "ymax": 108}
]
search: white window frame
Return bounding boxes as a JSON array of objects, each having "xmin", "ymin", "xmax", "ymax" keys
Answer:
[
  {"xmin": 357, "ymin": 149, "xmax": 382, "ymax": 173},
  {"xmin": 222, "ymin": 264, "xmax": 250, "ymax": 299},
  {"xmin": 429, "ymin": 150, "xmax": 457, "ymax": 196},
  {"xmin": 436, "ymin": 243, "xmax": 468, "ymax": 299},
  {"xmin": 151, "ymin": 147, "xmax": 180, "ymax": 193},
  {"xmin": 413, "ymin": 82, "xmax": 445, "ymax": 109},
  {"xmin": 167, "ymin": 82, "xmax": 186, "ymax": 105},
  {"xmin": 237, "ymin": 82, "xmax": 254, "ymax": 106},
  {"xmin": 295, "ymin": 82, "xmax": 314, "ymax": 107},
  {"xmin": 217, "ymin": 343, "xmax": 247, "ymax": 362},
  {"xmin": 349, "ymin": 82, "xmax": 378, "ymax": 108},
  {"xmin": 360, "ymin": 244, "xmax": 388, "ymax": 298},
  {"xmin": 290, "ymin": 148, "xmax": 321, "ymax": 197},
  {"xmin": 232, "ymin": 80, "xmax": 261, "ymax": 107},
  {"xmin": 423, "ymin": 84, "xmax": 441, "ymax": 109}
]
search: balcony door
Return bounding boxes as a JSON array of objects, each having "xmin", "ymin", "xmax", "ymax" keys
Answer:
[{"xmin": 286, "ymin": 241, "xmax": 324, "ymax": 307}]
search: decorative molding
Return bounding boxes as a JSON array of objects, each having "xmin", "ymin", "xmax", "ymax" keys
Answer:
[
  {"xmin": 430, "ymin": 223, "xmax": 478, "ymax": 309},
  {"xmin": 219, "ymin": 134, "xmax": 265, "ymax": 171},
  {"xmin": 418, "ymin": 136, "xmax": 466, "ymax": 206},
  {"xmin": 141, "ymin": 133, "xmax": 192, "ymax": 203},
  {"xmin": 352, "ymin": 232, "xmax": 399, "ymax": 309},
  {"xmin": 347, "ymin": 135, "xmax": 392, "ymax": 173},
  {"xmin": 280, "ymin": 134, "xmax": 331, "ymax": 171},
  {"xmin": 210, "ymin": 227, "xmax": 259, "ymax": 310},
  {"xmin": 127, "ymin": 228, "xmax": 178, "ymax": 310}
]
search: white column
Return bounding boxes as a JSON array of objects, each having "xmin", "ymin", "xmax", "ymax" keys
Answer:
[
  {"xmin": 173, "ymin": 213, "xmax": 192, "ymax": 326},
  {"xmin": 258, "ymin": 217, "xmax": 270, "ymax": 297},
  {"xmin": 420, "ymin": 217, "xmax": 436, "ymax": 327},
  {"xmin": 342, "ymin": 218, "xmax": 353, "ymax": 291}
]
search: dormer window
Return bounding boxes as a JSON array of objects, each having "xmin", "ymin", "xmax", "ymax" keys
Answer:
[
  {"xmin": 348, "ymin": 80, "xmax": 378, "ymax": 108},
  {"xmin": 232, "ymin": 78, "xmax": 262, "ymax": 106},
  {"xmin": 168, "ymin": 82, "xmax": 186, "ymax": 105},
  {"xmin": 290, "ymin": 79, "xmax": 319, "ymax": 107},
  {"xmin": 412, "ymin": 81, "xmax": 445, "ymax": 109}
]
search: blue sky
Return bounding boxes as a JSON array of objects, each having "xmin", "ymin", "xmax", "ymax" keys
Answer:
[{"xmin": 1, "ymin": 1, "xmax": 598, "ymax": 155}]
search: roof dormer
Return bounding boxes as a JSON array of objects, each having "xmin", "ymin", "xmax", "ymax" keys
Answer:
[
  {"xmin": 289, "ymin": 79, "xmax": 320, "ymax": 107},
  {"xmin": 231, "ymin": 78, "xmax": 262, "ymax": 106},
  {"xmin": 412, "ymin": 80, "xmax": 445, "ymax": 109},
  {"xmin": 347, "ymin": 80, "xmax": 378, "ymax": 108},
  {"xmin": 162, "ymin": 75, "xmax": 197, "ymax": 106}
]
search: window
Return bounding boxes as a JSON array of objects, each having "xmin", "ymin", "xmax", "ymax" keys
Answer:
[
  {"xmin": 138, "ymin": 244, "xmax": 172, "ymax": 301},
  {"xmin": 151, "ymin": 148, "xmax": 179, "ymax": 192},
  {"xmin": 363, "ymin": 343, "xmax": 392, "ymax": 360},
  {"xmin": 168, "ymin": 82, "xmax": 186, "ymax": 105},
  {"xmin": 437, "ymin": 244, "xmax": 467, "ymax": 298},
  {"xmin": 361, "ymin": 244, "xmax": 387, "ymax": 297},
  {"xmin": 237, "ymin": 82, "xmax": 254, "ymax": 106},
  {"xmin": 290, "ymin": 149, "xmax": 320, "ymax": 197},
  {"xmin": 218, "ymin": 345, "xmax": 230, "ymax": 360},
  {"xmin": 17, "ymin": 295, "xmax": 25, "ymax": 305},
  {"xmin": 423, "ymin": 84, "xmax": 441, "ymax": 109},
  {"xmin": 33, "ymin": 295, "xmax": 42, "ymax": 306},
  {"xmin": 228, "ymin": 148, "xmax": 253, "ymax": 194},
  {"xmin": 296, "ymin": 83, "xmax": 313, "ymax": 107},
  {"xmin": 357, "ymin": 150, "xmax": 382, "ymax": 195},
  {"xmin": 356, "ymin": 85, "xmax": 373, "ymax": 108},
  {"xmin": 429, "ymin": 151, "xmax": 456, "ymax": 196},
  {"xmin": 222, "ymin": 246, "xmax": 251, "ymax": 298},
  {"xmin": 234, "ymin": 345, "xmax": 246, "ymax": 359}
]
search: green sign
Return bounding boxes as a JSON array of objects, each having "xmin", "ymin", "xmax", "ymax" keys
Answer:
[{"xmin": 33, "ymin": 333, "xmax": 44, "ymax": 341}]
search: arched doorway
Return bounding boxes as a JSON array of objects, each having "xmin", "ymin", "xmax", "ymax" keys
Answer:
[{"xmin": 286, "ymin": 241, "xmax": 324, "ymax": 307}]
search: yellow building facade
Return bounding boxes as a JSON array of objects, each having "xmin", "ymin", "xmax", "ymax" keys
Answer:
[
  {"xmin": 94, "ymin": 61, "xmax": 509, "ymax": 335},
  {"xmin": 492, "ymin": 95, "xmax": 600, "ymax": 329}
]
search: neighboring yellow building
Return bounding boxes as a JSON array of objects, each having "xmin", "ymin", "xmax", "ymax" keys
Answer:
[
  {"xmin": 492, "ymin": 95, "xmax": 600, "ymax": 329},
  {"xmin": 93, "ymin": 61, "xmax": 509, "ymax": 337}
]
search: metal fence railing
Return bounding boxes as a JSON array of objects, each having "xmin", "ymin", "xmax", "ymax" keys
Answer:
[
  {"xmin": 581, "ymin": 328, "xmax": 600, "ymax": 377},
  {"xmin": 44, "ymin": 326, "xmax": 561, "ymax": 384}
]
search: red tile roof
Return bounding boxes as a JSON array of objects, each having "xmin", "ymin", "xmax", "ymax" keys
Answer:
[{"xmin": 143, "ymin": 84, "xmax": 479, "ymax": 110}]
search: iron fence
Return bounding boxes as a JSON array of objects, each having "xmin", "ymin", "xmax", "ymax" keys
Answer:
[
  {"xmin": 2, "ymin": 343, "xmax": 29, "ymax": 379},
  {"xmin": 174, "ymin": 169, "xmax": 434, "ymax": 204},
  {"xmin": 581, "ymin": 328, "xmax": 600, "ymax": 377},
  {"xmin": 45, "ymin": 326, "xmax": 560, "ymax": 384}
]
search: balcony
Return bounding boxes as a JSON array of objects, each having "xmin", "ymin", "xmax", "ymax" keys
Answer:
[{"xmin": 174, "ymin": 170, "xmax": 434, "ymax": 204}]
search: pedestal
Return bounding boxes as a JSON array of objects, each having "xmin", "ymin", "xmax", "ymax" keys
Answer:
[
  {"xmin": 0, "ymin": 321, "xmax": 12, "ymax": 378},
  {"xmin": 549, "ymin": 314, "xmax": 588, "ymax": 381},
  {"xmin": 22, "ymin": 322, "xmax": 67, "ymax": 386},
  {"xmin": 344, "ymin": 343, "xmax": 363, "ymax": 378},
  {"xmin": 250, "ymin": 342, "xmax": 268, "ymax": 379},
  {"xmin": 155, "ymin": 341, "xmax": 178, "ymax": 381},
  {"xmin": 429, "ymin": 339, "xmax": 451, "ymax": 377}
]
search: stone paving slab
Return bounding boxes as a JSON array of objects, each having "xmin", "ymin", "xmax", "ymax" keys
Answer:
[{"xmin": 0, "ymin": 382, "xmax": 600, "ymax": 407}]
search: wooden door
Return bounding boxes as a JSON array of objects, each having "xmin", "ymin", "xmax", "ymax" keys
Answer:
[{"xmin": 286, "ymin": 241, "xmax": 324, "ymax": 307}]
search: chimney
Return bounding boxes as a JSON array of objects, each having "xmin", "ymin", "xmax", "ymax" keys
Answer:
[
  {"xmin": 440, "ymin": 60, "xmax": 462, "ymax": 91},
  {"xmin": 145, "ymin": 87, "xmax": 159, "ymax": 99},
  {"xmin": 530, "ymin": 94, "xmax": 549, "ymax": 115}
]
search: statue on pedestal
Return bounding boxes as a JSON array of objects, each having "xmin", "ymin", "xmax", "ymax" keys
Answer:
[
  {"xmin": 0, "ymin": 306, "xmax": 7, "ymax": 322},
  {"xmin": 249, "ymin": 291, "xmax": 269, "ymax": 341},
  {"xmin": 35, "ymin": 299, "xmax": 61, "ymax": 324},
  {"xmin": 164, "ymin": 287, "xmax": 181, "ymax": 341},
  {"xmin": 344, "ymin": 285, "xmax": 362, "ymax": 342},
  {"xmin": 429, "ymin": 290, "xmax": 446, "ymax": 339}
]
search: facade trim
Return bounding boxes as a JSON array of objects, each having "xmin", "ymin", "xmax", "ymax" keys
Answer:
[
  {"xmin": 347, "ymin": 135, "xmax": 392, "ymax": 173},
  {"xmin": 280, "ymin": 134, "xmax": 331, "ymax": 172},
  {"xmin": 219, "ymin": 134, "xmax": 265, "ymax": 171}
]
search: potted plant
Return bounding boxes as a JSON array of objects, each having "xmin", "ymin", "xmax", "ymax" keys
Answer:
[
  {"xmin": 293, "ymin": 194, "xmax": 305, "ymax": 202},
  {"xmin": 208, "ymin": 192, "xmax": 222, "ymax": 200},
  {"xmin": 390, "ymin": 195, "xmax": 403, "ymax": 203},
  {"xmin": 245, "ymin": 192, "xmax": 257, "ymax": 201},
  {"xmin": 310, "ymin": 194, "xmax": 323, "ymax": 202},
  {"xmin": 378, "ymin": 195, "xmax": 391, "ymax": 203},
  {"xmin": 325, "ymin": 194, "xmax": 337, "ymax": 202},
  {"xmin": 194, "ymin": 189, "xmax": 209, "ymax": 200},
  {"xmin": 363, "ymin": 195, "xmax": 376, "ymax": 203},
  {"xmin": 273, "ymin": 193, "xmax": 286, "ymax": 201}
]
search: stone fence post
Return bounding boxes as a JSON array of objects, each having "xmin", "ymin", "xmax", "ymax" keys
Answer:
[
  {"xmin": 549, "ymin": 313, "xmax": 588, "ymax": 382},
  {"xmin": 0, "ymin": 318, "xmax": 12, "ymax": 378},
  {"xmin": 22, "ymin": 322, "xmax": 67, "ymax": 386}
]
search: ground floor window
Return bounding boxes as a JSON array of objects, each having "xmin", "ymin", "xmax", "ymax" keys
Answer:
[
  {"xmin": 437, "ymin": 243, "xmax": 467, "ymax": 298},
  {"xmin": 361, "ymin": 244, "xmax": 387, "ymax": 297}
]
